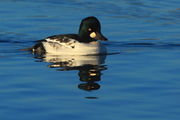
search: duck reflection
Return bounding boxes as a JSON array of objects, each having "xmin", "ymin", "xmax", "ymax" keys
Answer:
[
  {"xmin": 77, "ymin": 64, "xmax": 106, "ymax": 91},
  {"xmin": 36, "ymin": 54, "xmax": 107, "ymax": 91}
]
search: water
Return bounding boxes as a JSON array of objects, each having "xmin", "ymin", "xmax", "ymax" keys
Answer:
[{"xmin": 0, "ymin": 0, "xmax": 180, "ymax": 120}]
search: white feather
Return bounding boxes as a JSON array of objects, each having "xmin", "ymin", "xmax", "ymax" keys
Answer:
[{"xmin": 42, "ymin": 38, "xmax": 106, "ymax": 55}]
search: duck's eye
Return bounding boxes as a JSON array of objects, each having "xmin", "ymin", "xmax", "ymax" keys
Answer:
[{"xmin": 88, "ymin": 28, "xmax": 92, "ymax": 31}]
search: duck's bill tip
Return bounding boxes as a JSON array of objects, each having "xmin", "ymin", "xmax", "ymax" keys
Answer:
[
  {"xmin": 100, "ymin": 36, "xmax": 108, "ymax": 41},
  {"xmin": 95, "ymin": 32, "xmax": 108, "ymax": 41}
]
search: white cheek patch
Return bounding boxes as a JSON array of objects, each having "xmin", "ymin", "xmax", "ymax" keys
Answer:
[{"xmin": 90, "ymin": 32, "xmax": 96, "ymax": 38}]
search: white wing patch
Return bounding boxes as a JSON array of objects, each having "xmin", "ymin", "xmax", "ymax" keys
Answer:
[{"xmin": 45, "ymin": 37, "xmax": 76, "ymax": 49}]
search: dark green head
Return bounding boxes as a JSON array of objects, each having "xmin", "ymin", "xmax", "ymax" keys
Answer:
[{"xmin": 78, "ymin": 16, "xmax": 107, "ymax": 43}]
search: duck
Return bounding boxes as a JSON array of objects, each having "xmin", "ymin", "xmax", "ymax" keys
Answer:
[{"xmin": 31, "ymin": 16, "xmax": 108, "ymax": 55}]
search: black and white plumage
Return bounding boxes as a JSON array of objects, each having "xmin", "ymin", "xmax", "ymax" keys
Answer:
[{"xmin": 31, "ymin": 16, "xmax": 108, "ymax": 55}]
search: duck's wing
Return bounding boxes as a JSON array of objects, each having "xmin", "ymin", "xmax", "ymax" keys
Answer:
[
  {"xmin": 47, "ymin": 34, "xmax": 80, "ymax": 41},
  {"xmin": 45, "ymin": 34, "xmax": 80, "ymax": 49},
  {"xmin": 31, "ymin": 34, "xmax": 80, "ymax": 54}
]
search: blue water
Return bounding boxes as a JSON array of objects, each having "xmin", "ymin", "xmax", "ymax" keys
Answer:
[{"xmin": 0, "ymin": 0, "xmax": 180, "ymax": 120}]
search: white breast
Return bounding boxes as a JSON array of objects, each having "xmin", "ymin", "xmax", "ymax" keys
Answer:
[{"xmin": 42, "ymin": 39, "xmax": 106, "ymax": 55}]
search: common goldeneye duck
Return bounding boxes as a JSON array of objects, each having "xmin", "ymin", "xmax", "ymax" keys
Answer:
[{"xmin": 31, "ymin": 16, "xmax": 108, "ymax": 55}]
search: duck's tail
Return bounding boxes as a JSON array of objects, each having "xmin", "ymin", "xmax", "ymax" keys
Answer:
[
  {"xmin": 19, "ymin": 47, "xmax": 32, "ymax": 51},
  {"xmin": 19, "ymin": 40, "xmax": 46, "ymax": 54}
]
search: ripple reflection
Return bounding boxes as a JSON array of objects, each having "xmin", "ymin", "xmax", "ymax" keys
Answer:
[{"xmin": 35, "ymin": 54, "xmax": 107, "ymax": 91}]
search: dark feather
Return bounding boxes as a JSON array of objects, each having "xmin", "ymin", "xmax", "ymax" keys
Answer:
[{"xmin": 47, "ymin": 34, "xmax": 81, "ymax": 42}]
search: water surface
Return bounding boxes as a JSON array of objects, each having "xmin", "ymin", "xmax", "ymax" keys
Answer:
[{"xmin": 0, "ymin": 0, "xmax": 180, "ymax": 120}]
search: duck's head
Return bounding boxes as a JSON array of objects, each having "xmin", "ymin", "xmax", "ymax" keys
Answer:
[{"xmin": 79, "ymin": 16, "xmax": 108, "ymax": 42}]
